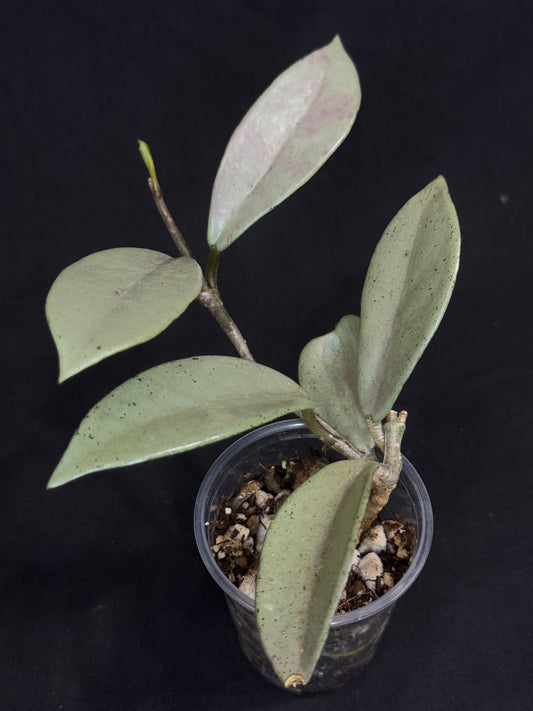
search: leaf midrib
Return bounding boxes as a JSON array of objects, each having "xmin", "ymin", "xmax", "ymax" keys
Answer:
[
  {"xmin": 72, "ymin": 255, "xmax": 181, "ymax": 352},
  {"xmin": 365, "ymin": 199, "xmax": 437, "ymax": 411},
  {"xmin": 220, "ymin": 65, "xmax": 327, "ymax": 236}
]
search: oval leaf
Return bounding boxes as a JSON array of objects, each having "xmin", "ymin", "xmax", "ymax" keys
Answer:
[
  {"xmin": 256, "ymin": 459, "xmax": 378, "ymax": 687},
  {"xmin": 207, "ymin": 36, "xmax": 361, "ymax": 252},
  {"xmin": 47, "ymin": 356, "xmax": 313, "ymax": 488},
  {"xmin": 358, "ymin": 176, "xmax": 461, "ymax": 422},
  {"xmin": 46, "ymin": 249, "xmax": 203, "ymax": 382},
  {"xmin": 299, "ymin": 315, "xmax": 374, "ymax": 453}
]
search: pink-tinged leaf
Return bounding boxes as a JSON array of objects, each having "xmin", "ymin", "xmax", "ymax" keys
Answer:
[{"xmin": 207, "ymin": 36, "xmax": 361, "ymax": 252}]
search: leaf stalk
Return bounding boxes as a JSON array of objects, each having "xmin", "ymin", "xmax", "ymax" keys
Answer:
[
  {"xmin": 301, "ymin": 410, "xmax": 371, "ymax": 461},
  {"xmin": 206, "ymin": 247, "xmax": 220, "ymax": 290}
]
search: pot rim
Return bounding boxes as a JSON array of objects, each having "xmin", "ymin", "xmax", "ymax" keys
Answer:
[{"xmin": 194, "ymin": 418, "xmax": 433, "ymax": 626}]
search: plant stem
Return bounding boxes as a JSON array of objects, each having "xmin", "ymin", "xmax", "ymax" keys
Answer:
[
  {"xmin": 144, "ymin": 172, "xmax": 254, "ymax": 361},
  {"xmin": 148, "ymin": 178, "xmax": 193, "ymax": 259},
  {"xmin": 366, "ymin": 417, "xmax": 385, "ymax": 451},
  {"xmin": 206, "ymin": 247, "xmax": 220, "ymax": 290},
  {"xmin": 382, "ymin": 410, "xmax": 407, "ymax": 475},
  {"xmin": 196, "ymin": 286, "xmax": 254, "ymax": 360},
  {"xmin": 360, "ymin": 410, "xmax": 407, "ymax": 533}
]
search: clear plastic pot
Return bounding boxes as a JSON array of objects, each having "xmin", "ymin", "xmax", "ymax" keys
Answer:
[{"xmin": 194, "ymin": 419, "xmax": 433, "ymax": 692}]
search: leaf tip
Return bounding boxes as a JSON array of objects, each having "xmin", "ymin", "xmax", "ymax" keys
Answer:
[
  {"xmin": 46, "ymin": 467, "xmax": 63, "ymax": 489},
  {"xmin": 432, "ymin": 174, "xmax": 449, "ymax": 195},
  {"xmin": 284, "ymin": 674, "xmax": 306, "ymax": 689},
  {"xmin": 430, "ymin": 176, "xmax": 460, "ymax": 235}
]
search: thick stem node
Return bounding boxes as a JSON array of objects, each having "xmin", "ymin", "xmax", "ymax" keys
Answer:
[
  {"xmin": 196, "ymin": 286, "xmax": 254, "ymax": 361},
  {"xmin": 360, "ymin": 409, "xmax": 408, "ymax": 534}
]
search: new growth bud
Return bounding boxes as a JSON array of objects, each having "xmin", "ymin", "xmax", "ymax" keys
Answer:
[{"xmin": 137, "ymin": 140, "xmax": 161, "ymax": 195}]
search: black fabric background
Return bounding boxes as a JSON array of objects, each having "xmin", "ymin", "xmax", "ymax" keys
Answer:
[{"xmin": 2, "ymin": 1, "xmax": 532, "ymax": 709}]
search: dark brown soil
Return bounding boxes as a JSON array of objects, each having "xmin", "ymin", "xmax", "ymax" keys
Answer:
[{"xmin": 212, "ymin": 451, "xmax": 415, "ymax": 613}]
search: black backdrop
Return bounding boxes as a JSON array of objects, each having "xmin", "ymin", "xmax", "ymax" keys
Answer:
[{"xmin": 3, "ymin": 2, "xmax": 532, "ymax": 709}]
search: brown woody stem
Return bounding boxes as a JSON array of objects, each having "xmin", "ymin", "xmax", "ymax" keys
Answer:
[
  {"xmin": 148, "ymin": 178, "xmax": 193, "ymax": 259},
  {"xmin": 143, "ymin": 168, "xmax": 254, "ymax": 361},
  {"xmin": 196, "ymin": 286, "xmax": 254, "ymax": 361}
]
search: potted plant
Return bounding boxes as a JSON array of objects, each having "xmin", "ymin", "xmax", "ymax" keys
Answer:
[{"xmin": 45, "ymin": 37, "xmax": 460, "ymax": 691}]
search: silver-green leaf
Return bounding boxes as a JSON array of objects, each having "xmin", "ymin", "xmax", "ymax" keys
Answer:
[
  {"xmin": 207, "ymin": 36, "xmax": 361, "ymax": 252},
  {"xmin": 46, "ymin": 249, "xmax": 203, "ymax": 382},
  {"xmin": 298, "ymin": 315, "xmax": 374, "ymax": 453},
  {"xmin": 256, "ymin": 459, "xmax": 378, "ymax": 688},
  {"xmin": 47, "ymin": 356, "xmax": 313, "ymax": 488},
  {"xmin": 358, "ymin": 176, "xmax": 461, "ymax": 422}
]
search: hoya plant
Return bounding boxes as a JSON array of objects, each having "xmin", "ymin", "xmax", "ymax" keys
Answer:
[{"xmin": 46, "ymin": 37, "xmax": 460, "ymax": 688}]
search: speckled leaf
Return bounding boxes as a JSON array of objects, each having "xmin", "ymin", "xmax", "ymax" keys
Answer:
[
  {"xmin": 298, "ymin": 315, "xmax": 374, "ymax": 453},
  {"xmin": 358, "ymin": 176, "xmax": 460, "ymax": 421},
  {"xmin": 47, "ymin": 356, "xmax": 313, "ymax": 488},
  {"xmin": 207, "ymin": 36, "xmax": 361, "ymax": 252},
  {"xmin": 256, "ymin": 459, "xmax": 378, "ymax": 688},
  {"xmin": 46, "ymin": 249, "xmax": 203, "ymax": 382}
]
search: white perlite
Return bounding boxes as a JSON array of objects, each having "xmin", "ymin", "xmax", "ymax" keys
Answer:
[
  {"xmin": 239, "ymin": 568, "xmax": 257, "ymax": 597},
  {"xmin": 357, "ymin": 552, "xmax": 384, "ymax": 592},
  {"xmin": 358, "ymin": 524, "xmax": 387, "ymax": 555},
  {"xmin": 254, "ymin": 489, "xmax": 274, "ymax": 509},
  {"xmin": 212, "ymin": 523, "xmax": 253, "ymax": 559},
  {"xmin": 254, "ymin": 513, "xmax": 273, "ymax": 553},
  {"xmin": 383, "ymin": 520, "xmax": 403, "ymax": 541},
  {"xmin": 351, "ymin": 548, "xmax": 361, "ymax": 572}
]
